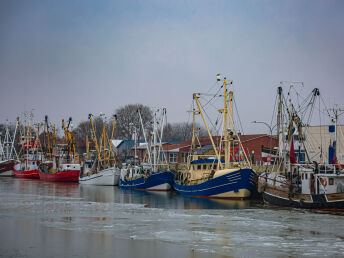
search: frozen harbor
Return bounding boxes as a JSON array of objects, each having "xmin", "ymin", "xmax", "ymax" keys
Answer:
[{"xmin": 0, "ymin": 177, "xmax": 344, "ymax": 257}]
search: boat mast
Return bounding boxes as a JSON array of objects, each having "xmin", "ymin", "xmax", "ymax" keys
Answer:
[
  {"xmin": 4, "ymin": 123, "xmax": 10, "ymax": 160},
  {"xmin": 188, "ymin": 107, "xmax": 200, "ymax": 155},
  {"xmin": 194, "ymin": 92, "xmax": 223, "ymax": 169},
  {"xmin": 134, "ymin": 127, "xmax": 137, "ymax": 166},
  {"xmin": 9, "ymin": 118, "xmax": 19, "ymax": 160},
  {"xmin": 217, "ymin": 74, "xmax": 233, "ymax": 169},
  {"xmin": 328, "ymin": 106, "xmax": 344, "ymax": 166},
  {"xmin": 157, "ymin": 108, "xmax": 166, "ymax": 166},
  {"xmin": 0, "ymin": 132, "xmax": 3, "ymax": 161},
  {"xmin": 45, "ymin": 116, "xmax": 52, "ymax": 160},
  {"xmin": 89, "ymin": 114, "xmax": 101, "ymax": 166},
  {"xmin": 152, "ymin": 110, "xmax": 157, "ymax": 171},
  {"xmin": 223, "ymin": 77, "xmax": 230, "ymax": 169},
  {"xmin": 138, "ymin": 108, "xmax": 152, "ymax": 168}
]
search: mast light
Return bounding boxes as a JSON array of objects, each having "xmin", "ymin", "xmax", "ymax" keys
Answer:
[{"xmin": 216, "ymin": 74, "xmax": 221, "ymax": 81}]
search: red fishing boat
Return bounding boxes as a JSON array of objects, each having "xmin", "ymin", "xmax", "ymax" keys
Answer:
[
  {"xmin": 38, "ymin": 116, "xmax": 80, "ymax": 182},
  {"xmin": 38, "ymin": 163, "xmax": 80, "ymax": 182},
  {"xmin": 14, "ymin": 166, "xmax": 40, "ymax": 179},
  {"xmin": 14, "ymin": 116, "xmax": 42, "ymax": 179}
]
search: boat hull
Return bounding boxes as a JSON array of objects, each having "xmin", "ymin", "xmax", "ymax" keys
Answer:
[
  {"xmin": 14, "ymin": 167, "xmax": 40, "ymax": 179},
  {"xmin": 120, "ymin": 171, "xmax": 174, "ymax": 191},
  {"xmin": 263, "ymin": 188, "xmax": 344, "ymax": 209},
  {"xmin": 39, "ymin": 170, "xmax": 79, "ymax": 182},
  {"xmin": 79, "ymin": 167, "xmax": 120, "ymax": 186},
  {"xmin": 0, "ymin": 160, "xmax": 16, "ymax": 176},
  {"xmin": 174, "ymin": 168, "xmax": 256, "ymax": 199}
]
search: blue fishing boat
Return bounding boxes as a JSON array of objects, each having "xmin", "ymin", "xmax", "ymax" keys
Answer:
[
  {"xmin": 120, "ymin": 168, "xmax": 174, "ymax": 191},
  {"xmin": 174, "ymin": 160, "xmax": 256, "ymax": 199},
  {"xmin": 174, "ymin": 74, "xmax": 256, "ymax": 199},
  {"xmin": 120, "ymin": 108, "xmax": 174, "ymax": 191}
]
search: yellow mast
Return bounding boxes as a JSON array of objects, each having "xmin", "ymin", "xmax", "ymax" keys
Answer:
[
  {"xmin": 187, "ymin": 108, "xmax": 200, "ymax": 168},
  {"xmin": 102, "ymin": 123, "xmax": 106, "ymax": 166},
  {"xmin": 62, "ymin": 118, "xmax": 76, "ymax": 160},
  {"xmin": 228, "ymin": 90, "xmax": 233, "ymax": 167},
  {"xmin": 62, "ymin": 119, "xmax": 69, "ymax": 155},
  {"xmin": 223, "ymin": 78, "xmax": 230, "ymax": 169},
  {"xmin": 217, "ymin": 75, "xmax": 233, "ymax": 169},
  {"xmin": 108, "ymin": 115, "xmax": 117, "ymax": 165},
  {"xmin": 193, "ymin": 93, "xmax": 223, "ymax": 169},
  {"xmin": 53, "ymin": 124, "xmax": 56, "ymax": 148}
]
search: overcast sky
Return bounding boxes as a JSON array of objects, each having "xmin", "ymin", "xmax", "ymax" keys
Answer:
[{"xmin": 1, "ymin": 0, "xmax": 343, "ymax": 134}]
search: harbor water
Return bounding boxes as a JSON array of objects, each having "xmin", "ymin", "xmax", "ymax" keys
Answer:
[{"xmin": 0, "ymin": 178, "xmax": 344, "ymax": 257}]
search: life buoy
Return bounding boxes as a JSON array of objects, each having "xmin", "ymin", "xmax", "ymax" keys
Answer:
[{"xmin": 320, "ymin": 177, "xmax": 327, "ymax": 187}]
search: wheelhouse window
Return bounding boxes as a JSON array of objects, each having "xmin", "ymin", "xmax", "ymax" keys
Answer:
[{"xmin": 329, "ymin": 178, "xmax": 334, "ymax": 185}]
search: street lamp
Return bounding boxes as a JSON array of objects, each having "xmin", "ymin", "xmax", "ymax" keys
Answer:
[{"xmin": 251, "ymin": 121, "xmax": 277, "ymax": 165}]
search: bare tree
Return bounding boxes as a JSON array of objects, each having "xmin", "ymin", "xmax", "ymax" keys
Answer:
[
  {"xmin": 74, "ymin": 120, "xmax": 91, "ymax": 152},
  {"xmin": 163, "ymin": 122, "xmax": 206, "ymax": 142},
  {"xmin": 114, "ymin": 104, "xmax": 153, "ymax": 140}
]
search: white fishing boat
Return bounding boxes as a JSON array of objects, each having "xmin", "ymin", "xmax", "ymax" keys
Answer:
[
  {"xmin": 79, "ymin": 113, "xmax": 120, "ymax": 186},
  {"xmin": 0, "ymin": 119, "xmax": 19, "ymax": 176}
]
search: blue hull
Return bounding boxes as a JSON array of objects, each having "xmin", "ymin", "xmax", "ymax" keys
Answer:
[
  {"xmin": 174, "ymin": 168, "xmax": 256, "ymax": 199},
  {"xmin": 120, "ymin": 171, "xmax": 174, "ymax": 191}
]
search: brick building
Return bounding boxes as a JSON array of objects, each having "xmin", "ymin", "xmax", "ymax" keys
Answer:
[
  {"xmin": 148, "ymin": 134, "xmax": 278, "ymax": 165},
  {"xmin": 124, "ymin": 134, "xmax": 278, "ymax": 166}
]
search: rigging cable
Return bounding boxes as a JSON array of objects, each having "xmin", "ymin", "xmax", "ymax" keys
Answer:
[{"xmin": 233, "ymin": 95, "xmax": 245, "ymax": 135}]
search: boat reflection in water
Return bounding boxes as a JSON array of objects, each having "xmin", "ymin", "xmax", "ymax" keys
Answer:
[
  {"xmin": 79, "ymin": 184, "xmax": 117, "ymax": 203},
  {"xmin": 116, "ymin": 187, "xmax": 253, "ymax": 210}
]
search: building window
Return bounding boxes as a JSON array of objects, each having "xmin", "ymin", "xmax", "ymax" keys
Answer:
[
  {"xmin": 203, "ymin": 164, "xmax": 206, "ymax": 170},
  {"xmin": 181, "ymin": 152, "xmax": 188, "ymax": 163},
  {"xmin": 329, "ymin": 178, "xmax": 334, "ymax": 185},
  {"xmin": 169, "ymin": 153, "xmax": 177, "ymax": 163},
  {"xmin": 197, "ymin": 165, "xmax": 201, "ymax": 170}
]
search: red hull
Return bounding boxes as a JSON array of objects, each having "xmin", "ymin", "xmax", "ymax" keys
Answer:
[
  {"xmin": 0, "ymin": 160, "xmax": 16, "ymax": 176},
  {"xmin": 39, "ymin": 170, "xmax": 79, "ymax": 182},
  {"xmin": 14, "ymin": 167, "xmax": 40, "ymax": 179}
]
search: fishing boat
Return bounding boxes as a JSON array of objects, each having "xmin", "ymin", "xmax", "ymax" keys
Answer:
[
  {"xmin": 14, "ymin": 114, "xmax": 42, "ymax": 179},
  {"xmin": 0, "ymin": 119, "xmax": 19, "ymax": 176},
  {"xmin": 258, "ymin": 84, "xmax": 344, "ymax": 209},
  {"xmin": 174, "ymin": 74, "xmax": 256, "ymax": 199},
  {"xmin": 38, "ymin": 116, "xmax": 80, "ymax": 182},
  {"xmin": 79, "ymin": 114, "xmax": 120, "ymax": 185},
  {"xmin": 120, "ymin": 108, "xmax": 174, "ymax": 191}
]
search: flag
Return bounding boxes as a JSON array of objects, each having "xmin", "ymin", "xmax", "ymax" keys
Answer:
[{"xmin": 290, "ymin": 137, "xmax": 296, "ymax": 164}]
